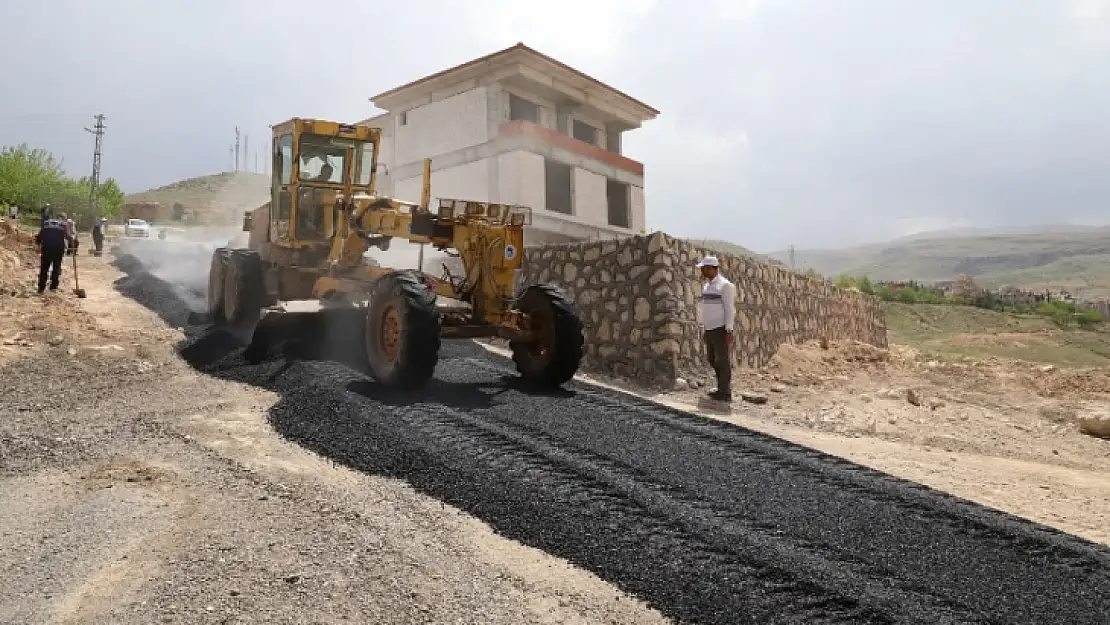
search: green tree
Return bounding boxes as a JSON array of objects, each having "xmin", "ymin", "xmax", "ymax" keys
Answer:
[
  {"xmin": 877, "ymin": 285, "xmax": 897, "ymax": 301},
  {"xmin": 834, "ymin": 273, "xmax": 857, "ymax": 289},
  {"xmin": 896, "ymin": 287, "xmax": 917, "ymax": 304},
  {"xmin": 804, "ymin": 268, "xmax": 823, "ymax": 281},
  {"xmin": 0, "ymin": 143, "xmax": 123, "ymax": 228},
  {"xmin": 0, "ymin": 144, "xmax": 68, "ymax": 210},
  {"xmin": 96, "ymin": 178, "xmax": 124, "ymax": 219},
  {"xmin": 856, "ymin": 276, "xmax": 875, "ymax": 295}
]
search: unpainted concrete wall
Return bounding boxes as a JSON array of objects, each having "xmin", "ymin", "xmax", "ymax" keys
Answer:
[
  {"xmin": 523, "ymin": 232, "xmax": 888, "ymax": 387},
  {"xmin": 393, "ymin": 86, "xmax": 490, "ymax": 166},
  {"xmin": 395, "ymin": 159, "xmax": 492, "ymax": 205}
]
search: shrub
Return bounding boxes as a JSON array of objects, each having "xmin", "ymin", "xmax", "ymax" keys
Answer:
[{"xmin": 896, "ymin": 287, "xmax": 917, "ymax": 304}]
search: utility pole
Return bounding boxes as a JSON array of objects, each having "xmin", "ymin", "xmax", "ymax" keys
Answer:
[
  {"xmin": 234, "ymin": 127, "xmax": 241, "ymax": 172},
  {"xmin": 83, "ymin": 114, "xmax": 106, "ymax": 219},
  {"xmin": 788, "ymin": 244, "xmax": 796, "ymax": 271},
  {"xmin": 228, "ymin": 146, "xmax": 234, "ymax": 171},
  {"xmin": 243, "ymin": 134, "xmax": 249, "ymax": 172},
  {"xmin": 254, "ymin": 150, "xmax": 258, "ymax": 174}
]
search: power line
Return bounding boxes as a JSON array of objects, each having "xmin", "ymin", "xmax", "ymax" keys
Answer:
[{"xmin": 83, "ymin": 114, "xmax": 106, "ymax": 219}]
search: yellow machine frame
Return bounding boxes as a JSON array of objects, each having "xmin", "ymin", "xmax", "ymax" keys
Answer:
[{"xmin": 257, "ymin": 117, "xmax": 536, "ymax": 339}]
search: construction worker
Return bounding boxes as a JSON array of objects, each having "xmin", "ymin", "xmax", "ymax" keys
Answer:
[
  {"xmin": 91, "ymin": 218, "xmax": 106, "ymax": 254},
  {"xmin": 34, "ymin": 216, "xmax": 72, "ymax": 293},
  {"xmin": 697, "ymin": 255, "xmax": 737, "ymax": 402},
  {"xmin": 59, "ymin": 213, "xmax": 78, "ymax": 256}
]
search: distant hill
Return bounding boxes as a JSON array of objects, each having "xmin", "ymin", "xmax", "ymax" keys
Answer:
[
  {"xmin": 686, "ymin": 238, "xmax": 784, "ymax": 266},
  {"xmin": 126, "ymin": 171, "xmax": 270, "ymax": 224},
  {"xmin": 767, "ymin": 225, "xmax": 1110, "ymax": 299}
]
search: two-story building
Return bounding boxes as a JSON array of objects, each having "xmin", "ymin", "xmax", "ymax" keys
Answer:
[{"xmin": 361, "ymin": 43, "xmax": 658, "ymax": 246}]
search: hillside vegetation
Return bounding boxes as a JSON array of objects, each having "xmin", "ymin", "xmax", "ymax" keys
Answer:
[
  {"xmin": 768, "ymin": 226, "xmax": 1110, "ymax": 298},
  {"xmin": 885, "ymin": 302, "xmax": 1110, "ymax": 368}
]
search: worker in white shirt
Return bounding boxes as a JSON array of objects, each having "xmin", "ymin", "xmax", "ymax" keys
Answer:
[{"xmin": 697, "ymin": 255, "xmax": 737, "ymax": 401}]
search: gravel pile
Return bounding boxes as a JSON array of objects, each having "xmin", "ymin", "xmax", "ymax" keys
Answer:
[{"xmin": 127, "ymin": 257, "xmax": 1110, "ymax": 624}]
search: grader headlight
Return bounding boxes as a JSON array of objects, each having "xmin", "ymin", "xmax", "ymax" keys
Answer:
[
  {"xmin": 437, "ymin": 199, "xmax": 457, "ymax": 220},
  {"xmin": 508, "ymin": 206, "xmax": 531, "ymax": 227}
]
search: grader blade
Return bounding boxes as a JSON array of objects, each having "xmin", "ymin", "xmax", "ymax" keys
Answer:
[{"xmin": 242, "ymin": 306, "xmax": 368, "ymax": 367}]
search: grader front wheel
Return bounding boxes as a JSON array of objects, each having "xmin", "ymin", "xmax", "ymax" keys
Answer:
[
  {"xmin": 510, "ymin": 284, "xmax": 585, "ymax": 387},
  {"xmin": 364, "ymin": 271, "xmax": 442, "ymax": 389}
]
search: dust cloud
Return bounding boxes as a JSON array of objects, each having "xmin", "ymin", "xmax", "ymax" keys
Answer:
[
  {"xmin": 116, "ymin": 227, "xmax": 242, "ymax": 312},
  {"xmin": 116, "ymin": 228, "xmax": 459, "ymax": 314}
]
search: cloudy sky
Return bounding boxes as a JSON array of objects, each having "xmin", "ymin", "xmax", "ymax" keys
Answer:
[{"xmin": 2, "ymin": 0, "xmax": 1108, "ymax": 251}]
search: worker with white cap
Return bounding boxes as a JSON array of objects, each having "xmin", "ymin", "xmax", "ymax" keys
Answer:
[{"xmin": 696, "ymin": 255, "xmax": 737, "ymax": 401}]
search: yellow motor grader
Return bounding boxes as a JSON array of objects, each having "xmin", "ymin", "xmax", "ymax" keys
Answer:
[{"xmin": 207, "ymin": 117, "xmax": 584, "ymax": 389}]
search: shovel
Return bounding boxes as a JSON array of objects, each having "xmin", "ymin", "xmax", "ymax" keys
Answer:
[{"xmin": 71, "ymin": 252, "xmax": 86, "ymax": 298}]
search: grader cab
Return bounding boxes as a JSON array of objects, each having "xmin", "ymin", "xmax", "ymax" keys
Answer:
[{"xmin": 207, "ymin": 117, "xmax": 584, "ymax": 389}]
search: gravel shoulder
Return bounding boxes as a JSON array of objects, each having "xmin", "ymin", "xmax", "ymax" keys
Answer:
[{"xmin": 0, "ymin": 239, "xmax": 667, "ymax": 625}]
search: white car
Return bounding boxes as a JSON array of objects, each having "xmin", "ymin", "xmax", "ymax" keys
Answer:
[{"xmin": 125, "ymin": 219, "xmax": 151, "ymax": 238}]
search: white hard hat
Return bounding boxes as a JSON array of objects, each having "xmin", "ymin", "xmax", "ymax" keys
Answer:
[{"xmin": 696, "ymin": 256, "xmax": 720, "ymax": 268}]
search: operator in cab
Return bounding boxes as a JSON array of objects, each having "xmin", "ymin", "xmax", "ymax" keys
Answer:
[{"xmin": 697, "ymin": 255, "xmax": 737, "ymax": 402}]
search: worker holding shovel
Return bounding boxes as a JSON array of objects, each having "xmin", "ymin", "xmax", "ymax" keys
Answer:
[{"xmin": 33, "ymin": 217, "xmax": 72, "ymax": 294}]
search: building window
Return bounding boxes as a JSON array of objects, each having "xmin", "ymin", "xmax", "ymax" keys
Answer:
[
  {"xmin": 572, "ymin": 119, "xmax": 598, "ymax": 146},
  {"xmin": 509, "ymin": 94, "xmax": 540, "ymax": 123},
  {"xmin": 399, "ymin": 111, "xmax": 408, "ymax": 126},
  {"xmin": 545, "ymin": 159, "xmax": 573, "ymax": 214},
  {"xmin": 606, "ymin": 179, "xmax": 630, "ymax": 228}
]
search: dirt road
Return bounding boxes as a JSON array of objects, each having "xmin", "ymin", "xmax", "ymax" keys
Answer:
[
  {"xmin": 0, "ymin": 242, "xmax": 666, "ymax": 625},
  {"xmin": 4, "ymin": 237, "xmax": 1110, "ymax": 624},
  {"xmin": 132, "ymin": 242, "xmax": 1110, "ymax": 622}
]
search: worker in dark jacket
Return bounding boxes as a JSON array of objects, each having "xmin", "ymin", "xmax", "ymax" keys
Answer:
[
  {"xmin": 91, "ymin": 218, "xmax": 106, "ymax": 254},
  {"xmin": 34, "ymin": 217, "xmax": 72, "ymax": 293}
]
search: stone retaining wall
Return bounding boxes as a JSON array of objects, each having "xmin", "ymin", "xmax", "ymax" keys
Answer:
[{"xmin": 523, "ymin": 231, "xmax": 887, "ymax": 387}]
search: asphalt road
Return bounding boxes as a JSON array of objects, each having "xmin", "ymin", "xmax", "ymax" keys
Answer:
[{"xmin": 115, "ymin": 252, "xmax": 1110, "ymax": 625}]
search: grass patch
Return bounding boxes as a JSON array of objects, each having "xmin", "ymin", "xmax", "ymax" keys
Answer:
[{"xmin": 885, "ymin": 302, "xmax": 1110, "ymax": 367}]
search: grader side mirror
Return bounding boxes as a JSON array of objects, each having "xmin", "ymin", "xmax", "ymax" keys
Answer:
[{"xmin": 242, "ymin": 212, "xmax": 253, "ymax": 232}]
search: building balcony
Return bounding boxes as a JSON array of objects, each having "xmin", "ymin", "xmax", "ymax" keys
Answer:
[{"xmin": 498, "ymin": 120, "xmax": 644, "ymax": 178}]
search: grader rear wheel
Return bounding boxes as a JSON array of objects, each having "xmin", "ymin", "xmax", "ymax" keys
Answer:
[
  {"xmin": 364, "ymin": 271, "xmax": 441, "ymax": 389},
  {"xmin": 510, "ymin": 284, "xmax": 585, "ymax": 387},
  {"xmin": 224, "ymin": 249, "xmax": 266, "ymax": 330},
  {"xmin": 207, "ymin": 247, "xmax": 230, "ymax": 323}
]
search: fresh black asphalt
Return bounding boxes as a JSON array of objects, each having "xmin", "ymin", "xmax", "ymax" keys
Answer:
[{"xmin": 115, "ymin": 251, "xmax": 1110, "ymax": 625}]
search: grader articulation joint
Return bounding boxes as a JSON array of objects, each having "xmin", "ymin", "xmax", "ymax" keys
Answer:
[{"xmin": 207, "ymin": 117, "xmax": 585, "ymax": 390}]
